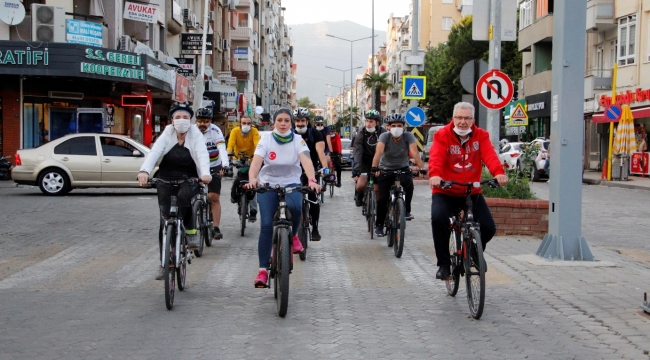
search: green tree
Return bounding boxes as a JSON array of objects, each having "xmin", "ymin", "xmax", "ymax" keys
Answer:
[
  {"xmin": 340, "ymin": 106, "xmax": 361, "ymax": 128},
  {"xmin": 297, "ymin": 96, "xmax": 316, "ymax": 109},
  {"xmin": 361, "ymin": 73, "xmax": 393, "ymax": 111},
  {"xmin": 422, "ymin": 15, "xmax": 522, "ymax": 124}
]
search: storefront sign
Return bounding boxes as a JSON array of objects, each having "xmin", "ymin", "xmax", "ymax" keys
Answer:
[
  {"xmin": 104, "ymin": 104, "xmax": 115, "ymax": 127},
  {"xmin": 528, "ymin": 102, "xmax": 544, "ymax": 111},
  {"xmin": 174, "ymin": 74, "xmax": 190, "ymax": 102},
  {"xmin": 226, "ymin": 77, "xmax": 237, "ymax": 85},
  {"xmin": 217, "ymin": 71, "xmax": 232, "ymax": 79},
  {"xmin": 234, "ymin": 47, "xmax": 248, "ymax": 61},
  {"xmin": 598, "ymin": 87, "xmax": 650, "ymax": 109},
  {"xmin": 0, "ymin": 47, "xmax": 48, "ymax": 65},
  {"xmin": 66, "ymin": 19, "xmax": 103, "ymax": 47},
  {"xmin": 147, "ymin": 63, "xmax": 173, "ymax": 86},
  {"xmin": 123, "ymin": 1, "xmax": 160, "ymax": 24},
  {"xmin": 181, "ymin": 33, "xmax": 213, "ymax": 55},
  {"xmin": 175, "ymin": 57, "xmax": 194, "ymax": 77},
  {"xmin": 227, "ymin": 111, "xmax": 237, "ymax": 121},
  {"xmin": 630, "ymin": 152, "xmax": 649, "ymax": 175},
  {"xmin": 81, "ymin": 48, "xmax": 144, "ymax": 80},
  {"xmin": 525, "ymin": 92, "xmax": 552, "ymax": 118},
  {"xmin": 172, "ymin": 0, "xmax": 182, "ymax": 25}
]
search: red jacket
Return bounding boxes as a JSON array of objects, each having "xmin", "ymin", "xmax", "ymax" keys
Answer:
[
  {"xmin": 428, "ymin": 123, "xmax": 505, "ymax": 196},
  {"xmin": 330, "ymin": 132, "xmax": 342, "ymax": 153}
]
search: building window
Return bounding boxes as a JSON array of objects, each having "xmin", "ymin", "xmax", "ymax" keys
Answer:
[
  {"xmin": 442, "ymin": 0, "xmax": 453, "ymax": 3},
  {"xmin": 442, "ymin": 17, "xmax": 452, "ymax": 31},
  {"xmin": 519, "ymin": 0, "xmax": 533, "ymax": 30},
  {"xmin": 618, "ymin": 15, "xmax": 636, "ymax": 66}
]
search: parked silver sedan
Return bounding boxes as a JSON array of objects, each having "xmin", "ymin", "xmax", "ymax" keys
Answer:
[{"xmin": 12, "ymin": 133, "xmax": 158, "ymax": 195}]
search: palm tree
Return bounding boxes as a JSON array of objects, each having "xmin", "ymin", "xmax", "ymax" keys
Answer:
[{"xmin": 362, "ymin": 73, "xmax": 392, "ymax": 112}]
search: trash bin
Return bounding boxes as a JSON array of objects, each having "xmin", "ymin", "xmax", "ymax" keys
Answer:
[{"xmin": 612, "ymin": 154, "xmax": 629, "ymax": 180}]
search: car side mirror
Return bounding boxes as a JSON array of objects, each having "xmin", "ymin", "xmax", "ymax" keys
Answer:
[{"xmin": 133, "ymin": 150, "xmax": 142, "ymax": 157}]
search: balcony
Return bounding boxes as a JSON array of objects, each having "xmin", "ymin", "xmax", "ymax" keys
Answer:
[
  {"xmin": 521, "ymin": 70, "xmax": 553, "ymax": 97},
  {"xmin": 233, "ymin": 60, "xmax": 254, "ymax": 74},
  {"xmin": 231, "ymin": 27, "xmax": 253, "ymax": 41},
  {"xmin": 237, "ymin": 0, "xmax": 251, "ymax": 7},
  {"xmin": 584, "ymin": 68, "xmax": 612, "ymax": 99},
  {"xmin": 586, "ymin": 0, "xmax": 615, "ymax": 33},
  {"xmin": 519, "ymin": 14, "xmax": 553, "ymax": 52}
]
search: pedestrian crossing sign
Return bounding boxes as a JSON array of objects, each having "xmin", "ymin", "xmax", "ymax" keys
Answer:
[
  {"xmin": 509, "ymin": 103, "xmax": 528, "ymax": 126},
  {"xmin": 402, "ymin": 76, "xmax": 426, "ymax": 100}
]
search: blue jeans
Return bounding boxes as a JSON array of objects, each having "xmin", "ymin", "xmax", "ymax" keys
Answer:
[{"xmin": 257, "ymin": 184, "xmax": 302, "ymax": 268}]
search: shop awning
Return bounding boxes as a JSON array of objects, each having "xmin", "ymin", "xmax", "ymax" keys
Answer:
[{"xmin": 592, "ymin": 106, "xmax": 650, "ymax": 123}]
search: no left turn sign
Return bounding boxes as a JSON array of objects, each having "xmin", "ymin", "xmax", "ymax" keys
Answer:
[{"xmin": 476, "ymin": 69, "xmax": 514, "ymax": 110}]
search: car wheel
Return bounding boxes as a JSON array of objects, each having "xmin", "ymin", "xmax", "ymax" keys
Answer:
[{"xmin": 38, "ymin": 168, "xmax": 71, "ymax": 196}]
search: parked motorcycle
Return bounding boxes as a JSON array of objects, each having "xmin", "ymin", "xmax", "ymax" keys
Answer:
[{"xmin": 0, "ymin": 155, "xmax": 13, "ymax": 180}]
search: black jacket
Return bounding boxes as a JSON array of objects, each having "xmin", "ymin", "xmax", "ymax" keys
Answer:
[{"xmin": 352, "ymin": 126, "xmax": 386, "ymax": 172}]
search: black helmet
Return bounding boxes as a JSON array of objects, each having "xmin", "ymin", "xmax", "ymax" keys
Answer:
[
  {"xmin": 314, "ymin": 116, "xmax": 325, "ymax": 124},
  {"xmin": 364, "ymin": 109, "xmax": 381, "ymax": 120},
  {"xmin": 384, "ymin": 113, "xmax": 406, "ymax": 124},
  {"xmin": 169, "ymin": 102, "xmax": 194, "ymax": 118},
  {"xmin": 195, "ymin": 107, "xmax": 213, "ymax": 119}
]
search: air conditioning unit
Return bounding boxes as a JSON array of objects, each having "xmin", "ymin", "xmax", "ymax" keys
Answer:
[
  {"xmin": 119, "ymin": 35, "xmax": 135, "ymax": 52},
  {"xmin": 229, "ymin": 0, "xmax": 237, "ymax": 11},
  {"xmin": 48, "ymin": 91, "xmax": 84, "ymax": 100},
  {"xmin": 186, "ymin": 14, "xmax": 198, "ymax": 29},
  {"xmin": 265, "ymin": 27, "xmax": 271, "ymax": 34},
  {"xmin": 208, "ymin": 11, "xmax": 215, "ymax": 22},
  {"xmin": 153, "ymin": 51, "xmax": 167, "ymax": 62},
  {"xmin": 223, "ymin": 0, "xmax": 229, "ymax": 6},
  {"xmin": 31, "ymin": 4, "xmax": 65, "ymax": 42},
  {"xmin": 182, "ymin": 9, "xmax": 192, "ymax": 21},
  {"xmin": 223, "ymin": 39, "xmax": 229, "ymax": 49}
]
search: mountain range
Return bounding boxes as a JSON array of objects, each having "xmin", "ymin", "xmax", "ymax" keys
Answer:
[{"xmin": 287, "ymin": 21, "xmax": 387, "ymax": 108}]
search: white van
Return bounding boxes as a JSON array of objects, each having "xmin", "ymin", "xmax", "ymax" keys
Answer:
[{"xmin": 422, "ymin": 126, "xmax": 445, "ymax": 161}]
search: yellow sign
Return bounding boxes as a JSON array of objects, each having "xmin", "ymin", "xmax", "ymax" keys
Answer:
[
  {"xmin": 509, "ymin": 103, "xmax": 528, "ymax": 126},
  {"xmin": 409, "ymin": 127, "xmax": 425, "ymax": 151},
  {"xmin": 489, "ymin": 25, "xmax": 493, "ymax": 41}
]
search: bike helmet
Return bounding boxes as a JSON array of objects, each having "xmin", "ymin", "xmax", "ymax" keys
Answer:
[
  {"xmin": 169, "ymin": 101, "xmax": 194, "ymax": 118},
  {"xmin": 364, "ymin": 109, "xmax": 381, "ymax": 120},
  {"xmin": 195, "ymin": 107, "xmax": 213, "ymax": 119},
  {"xmin": 292, "ymin": 107, "xmax": 310, "ymax": 119},
  {"xmin": 384, "ymin": 113, "xmax": 406, "ymax": 124},
  {"xmin": 314, "ymin": 116, "xmax": 325, "ymax": 124}
]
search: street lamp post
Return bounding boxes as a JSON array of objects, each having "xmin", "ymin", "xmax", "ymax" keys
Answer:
[
  {"xmin": 325, "ymin": 65, "xmax": 362, "ymax": 128},
  {"xmin": 325, "ymin": 34, "xmax": 377, "ymax": 129}
]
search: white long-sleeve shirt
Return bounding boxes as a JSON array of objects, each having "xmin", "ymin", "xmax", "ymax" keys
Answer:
[{"xmin": 140, "ymin": 125, "xmax": 210, "ymax": 177}]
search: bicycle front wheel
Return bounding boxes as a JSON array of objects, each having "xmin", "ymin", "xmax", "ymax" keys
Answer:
[
  {"xmin": 164, "ymin": 223, "xmax": 175, "ymax": 310},
  {"xmin": 446, "ymin": 227, "xmax": 461, "ymax": 296},
  {"xmin": 329, "ymin": 182, "xmax": 334, "ymax": 197},
  {"xmin": 204, "ymin": 202, "xmax": 213, "ymax": 247},
  {"xmin": 177, "ymin": 232, "xmax": 187, "ymax": 291},
  {"xmin": 275, "ymin": 227, "xmax": 291, "ymax": 317},
  {"xmin": 393, "ymin": 198, "xmax": 406, "ymax": 258},
  {"xmin": 465, "ymin": 228, "xmax": 486, "ymax": 319},
  {"xmin": 240, "ymin": 194, "xmax": 247, "ymax": 236},
  {"xmin": 192, "ymin": 200, "xmax": 204, "ymax": 257}
]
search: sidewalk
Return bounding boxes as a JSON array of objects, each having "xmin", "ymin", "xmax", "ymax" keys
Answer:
[{"xmin": 583, "ymin": 170, "xmax": 650, "ymax": 191}]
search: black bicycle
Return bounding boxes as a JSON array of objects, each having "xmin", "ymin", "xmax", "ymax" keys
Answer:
[
  {"xmin": 361, "ymin": 174, "xmax": 377, "ymax": 239},
  {"xmin": 441, "ymin": 178, "xmax": 499, "ymax": 320},
  {"xmin": 151, "ymin": 177, "xmax": 199, "ymax": 310},
  {"xmin": 252, "ymin": 184, "xmax": 313, "ymax": 317},
  {"xmin": 297, "ymin": 189, "xmax": 319, "ymax": 261},
  {"xmin": 376, "ymin": 168, "xmax": 425, "ymax": 258},
  {"xmin": 232, "ymin": 152, "xmax": 253, "ymax": 236},
  {"xmin": 191, "ymin": 183, "xmax": 212, "ymax": 257}
]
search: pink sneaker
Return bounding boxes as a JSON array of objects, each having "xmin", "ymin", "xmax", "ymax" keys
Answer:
[
  {"xmin": 292, "ymin": 235, "xmax": 304, "ymax": 254},
  {"xmin": 254, "ymin": 269, "xmax": 268, "ymax": 288}
]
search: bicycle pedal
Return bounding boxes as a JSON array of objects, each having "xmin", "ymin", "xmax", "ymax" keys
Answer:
[{"xmin": 254, "ymin": 283, "xmax": 269, "ymax": 289}]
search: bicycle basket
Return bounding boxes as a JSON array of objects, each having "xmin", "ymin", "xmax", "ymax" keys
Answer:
[{"xmin": 323, "ymin": 174, "xmax": 337, "ymax": 184}]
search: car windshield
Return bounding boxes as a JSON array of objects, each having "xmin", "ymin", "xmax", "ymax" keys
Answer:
[
  {"xmin": 342, "ymin": 140, "xmax": 351, "ymax": 150},
  {"xmin": 543, "ymin": 141, "xmax": 550, "ymax": 150},
  {"xmin": 511, "ymin": 143, "xmax": 522, "ymax": 151}
]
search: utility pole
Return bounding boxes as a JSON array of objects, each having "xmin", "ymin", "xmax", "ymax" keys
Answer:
[
  {"xmin": 193, "ymin": 0, "xmax": 210, "ymax": 110},
  {"xmin": 410, "ymin": 0, "xmax": 419, "ymax": 109},
  {"xmin": 371, "ymin": 0, "xmax": 376, "ymax": 111},
  {"xmin": 536, "ymin": 0, "xmax": 593, "ymax": 261},
  {"xmin": 486, "ymin": 0, "xmax": 502, "ymax": 151}
]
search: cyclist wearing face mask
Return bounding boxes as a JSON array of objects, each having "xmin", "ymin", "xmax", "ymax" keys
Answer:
[
  {"xmin": 314, "ymin": 116, "xmax": 333, "ymax": 159},
  {"xmin": 352, "ymin": 110, "xmax": 386, "ymax": 207},
  {"xmin": 227, "ymin": 115, "xmax": 261, "ymax": 222},
  {"xmin": 195, "ymin": 107, "xmax": 229, "ymax": 239},
  {"xmin": 138, "ymin": 102, "xmax": 212, "ymax": 280},
  {"xmin": 371, "ymin": 113, "xmax": 425, "ymax": 235}
]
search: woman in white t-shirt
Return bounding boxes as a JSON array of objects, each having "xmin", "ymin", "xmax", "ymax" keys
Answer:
[{"xmin": 246, "ymin": 108, "xmax": 321, "ymax": 287}]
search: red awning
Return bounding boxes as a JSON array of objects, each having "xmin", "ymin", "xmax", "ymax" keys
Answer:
[{"xmin": 592, "ymin": 106, "xmax": 650, "ymax": 123}]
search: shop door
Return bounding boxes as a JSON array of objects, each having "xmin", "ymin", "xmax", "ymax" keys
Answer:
[
  {"xmin": 0, "ymin": 98, "xmax": 3, "ymax": 156},
  {"xmin": 50, "ymin": 108, "xmax": 77, "ymax": 141},
  {"xmin": 51, "ymin": 135, "xmax": 101, "ymax": 184},
  {"xmin": 99, "ymin": 136, "xmax": 143, "ymax": 185},
  {"xmin": 78, "ymin": 110, "xmax": 104, "ymax": 133}
]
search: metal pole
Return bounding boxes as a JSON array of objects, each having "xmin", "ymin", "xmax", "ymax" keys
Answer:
[
  {"xmin": 410, "ymin": 0, "xmax": 419, "ymax": 109},
  {"xmin": 372, "ymin": 0, "xmax": 376, "ymax": 110},
  {"xmin": 486, "ymin": 0, "xmax": 501, "ymax": 151},
  {"xmin": 607, "ymin": 64, "xmax": 617, "ymax": 180},
  {"xmin": 193, "ymin": 0, "xmax": 210, "ymax": 109},
  {"xmin": 536, "ymin": 0, "xmax": 593, "ymax": 261},
  {"xmin": 350, "ymin": 42, "xmax": 353, "ymax": 128}
]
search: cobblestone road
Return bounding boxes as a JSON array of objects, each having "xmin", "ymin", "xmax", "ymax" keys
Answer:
[{"xmin": 0, "ymin": 178, "xmax": 649, "ymax": 359}]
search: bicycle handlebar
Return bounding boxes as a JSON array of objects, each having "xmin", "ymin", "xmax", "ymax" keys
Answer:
[
  {"xmin": 249, "ymin": 184, "xmax": 314, "ymax": 195},
  {"xmin": 440, "ymin": 179, "xmax": 499, "ymax": 189},
  {"xmin": 371, "ymin": 168, "xmax": 426, "ymax": 177},
  {"xmin": 149, "ymin": 177, "xmax": 201, "ymax": 186}
]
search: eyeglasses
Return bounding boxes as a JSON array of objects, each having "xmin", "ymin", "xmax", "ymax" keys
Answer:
[
  {"xmin": 453, "ymin": 116, "xmax": 474, "ymax": 121},
  {"xmin": 196, "ymin": 118, "xmax": 211, "ymax": 123}
]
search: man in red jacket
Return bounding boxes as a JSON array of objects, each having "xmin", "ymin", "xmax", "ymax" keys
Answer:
[
  {"xmin": 428, "ymin": 102, "xmax": 508, "ymax": 280},
  {"xmin": 330, "ymin": 129, "xmax": 343, "ymax": 187}
]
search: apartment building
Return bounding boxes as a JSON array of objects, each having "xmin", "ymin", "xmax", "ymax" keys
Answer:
[{"xmin": 419, "ymin": 0, "xmax": 472, "ymax": 48}]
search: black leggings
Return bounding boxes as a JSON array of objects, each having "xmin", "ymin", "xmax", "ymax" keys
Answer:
[
  {"xmin": 301, "ymin": 173, "xmax": 321, "ymax": 227},
  {"xmin": 331, "ymin": 152, "xmax": 342, "ymax": 183},
  {"xmin": 375, "ymin": 171, "xmax": 414, "ymax": 226},
  {"xmin": 430, "ymin": 193, "xmax": 496, "ymax": 267}
]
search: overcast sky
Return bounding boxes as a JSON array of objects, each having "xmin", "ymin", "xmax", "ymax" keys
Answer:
[{"xmin": 280, "ymin": 0, "xmax": 411, "ymax": 28}]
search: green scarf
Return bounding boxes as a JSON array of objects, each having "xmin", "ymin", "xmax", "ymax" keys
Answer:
[{"xmin": 272, "ymin": 130, "xmax": 294, "ymax": 145}]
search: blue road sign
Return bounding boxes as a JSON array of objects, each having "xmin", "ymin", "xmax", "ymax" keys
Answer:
[
  {"xmin": 604, "ymin": 104, "xmax": 622, "ymax": 122},
  {"xmin": 406, "ymin": 107, "xmax": 426, "ymax": 127},
  {"xmin": 402, "ymin": 76, "xmax": 426, "ymax": 100}
]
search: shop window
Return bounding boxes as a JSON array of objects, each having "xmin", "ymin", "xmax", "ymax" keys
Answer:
[
  {"xmin": 23, "ymin": 103, "xmax": 47, "ymax": 149},
  {"xmin": 618, "ymin": 15, "xmax": 636, "ymax": 66},
  {"xmin": 0, "ymin": 98, "xmax": 3, "ymax": 157},
  {"xmin": 54, "ymin": 136, "xmax": 97, "ymax": 156},
  {"xmin": 100, "ymin": 137, "xmax": 140, "ymax": 157}
]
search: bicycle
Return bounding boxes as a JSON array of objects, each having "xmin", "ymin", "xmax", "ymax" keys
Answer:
[
  {"xmin": 441, "ymin": 178, "xmax": 499, "ymax": 320},
  {"xmin": 232, "ymin": 152, "xmax": 253, "ymax": 236},
  {"xmin": 360, "ymin": 173, "xmax": 377, "ymax": 240},
  {"xmin": 151, "ymin": 177, "xmax": 199, "ymax": 310},
  {"xmin": 191, "ymin": 184, "xmax": 213, "ymax": 257},
  {"xmin": 375, "ymin": 168, "xmax": 426, "ymax": 258},
  {"xmin": 297, "ymin": 189, "xmax": 319, "ymax": 261},
  {"xmin": 252, "ymin": 184, "xmax": 312, "ymax": 317}
]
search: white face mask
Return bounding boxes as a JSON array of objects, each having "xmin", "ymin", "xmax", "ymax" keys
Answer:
[
  {"xmin": 173, "ymin": 119, "xmax": 191, "ymax": 134},
  {"xmin": 274, "ymin": 128, "xmax": 292, "ymax": 137},
  {"xmin": 295, "ymin": 126, "xmax": 308, "ymax": 134},
  {"xmin": 453, "ymin": 127, "xmax": 472, "ymax": 137},
  {"xmin": 366, "ymin": 126, "xmax": 376, "ymax": 133},
  {"xmin": 241, "ymin": 125, "xmax": 251, "ymax": 133},
  {"xmin": 316, "ymin": 126, "xmax": 324, "ymax": 131},
  {"xmin": 390, "ymin": 127, "xmax": 404, "ymax": 138}
]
